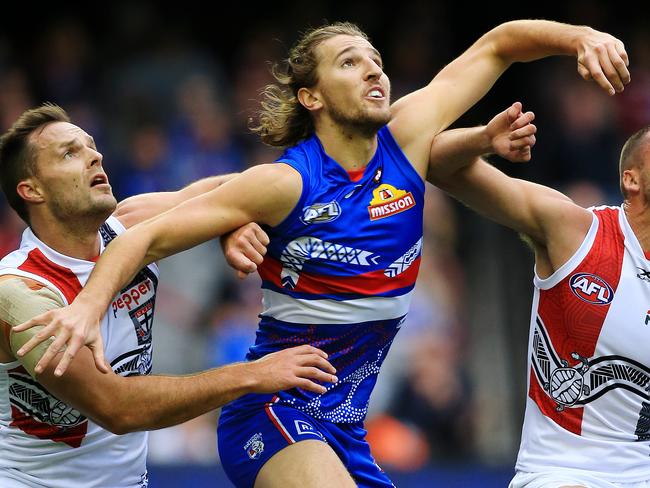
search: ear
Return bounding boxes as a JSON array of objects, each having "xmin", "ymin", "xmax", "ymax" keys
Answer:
[
  {"xmin": 16, "ymin": 178, "xmax": 45, "ymax": 205},
  {"xmin": 297, "ymin": 87, "xmax": 322, "ymax": 112}
]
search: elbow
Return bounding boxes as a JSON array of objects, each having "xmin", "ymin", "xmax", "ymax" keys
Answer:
[
  {"xmin": 98, "ymin": 415, "xmax": 140, "ymax": 435},
  {"xmin": 91, "ymin": 404, "xmax": 142, "ymax": 435},
  {"xmin": 482, "ymin": 21, "xmax": 524, "ymax": 65}
]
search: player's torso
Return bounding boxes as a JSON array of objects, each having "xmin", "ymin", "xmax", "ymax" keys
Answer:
[
  {"xmin": 0, "ymin": 216, "xmax": 157, "ymax": 488},
  {"xmin": 241, "ymin": 126, "xmax": 425, "ymax": 423},
  {"xmin": 518, "ymin": 206, "xmax": 650, "ymax": 481}
]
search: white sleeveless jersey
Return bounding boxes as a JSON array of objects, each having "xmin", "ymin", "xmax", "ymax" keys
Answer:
[
  {"xmin": 515, "ymin": 205, "xmax": 650, "ymax": 482},
  {"xmin": 0, "ymin": 216, "xmax": 159, "ymax": 488}
]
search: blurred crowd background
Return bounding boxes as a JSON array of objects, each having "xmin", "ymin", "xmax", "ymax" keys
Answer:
[{"xmin": 1, "ymin": 1, "xmax": 648, "ymax": 485}]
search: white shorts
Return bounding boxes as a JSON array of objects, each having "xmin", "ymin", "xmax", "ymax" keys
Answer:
[{"xmin": 510, "ymin": 471, "xmax": 650, "ymax": 488}]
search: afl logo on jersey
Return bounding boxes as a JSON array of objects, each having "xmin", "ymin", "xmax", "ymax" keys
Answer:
[
  {"xmin": 569, "ymin": 273, "xmax": 614, "ymax": 305},
  {"xmin": 301, "ymin": 201, "xmax": 341, "ymax": 224}
]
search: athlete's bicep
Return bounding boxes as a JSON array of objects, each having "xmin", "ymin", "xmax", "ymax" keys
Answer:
[
  {"xmin": 138, "ymin": 163, "xmax": 303, "ymax": 262},
  {"xmin": 433, "ymin": 159, "xmax": 589, "ymax": 244},
  {"xmin": 0, "ymin": 277, "xmax": 64, "ymax": 377},
  {"xmin": 389, "ymin": 43, "xmax": 505, "ymax": 169}
]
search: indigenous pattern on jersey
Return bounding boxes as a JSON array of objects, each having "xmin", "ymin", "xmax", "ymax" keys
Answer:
[
  {"xmin": 516, "ymin": 205, "xmax": 650, "ymax": 482},
  {"xmin": 0, "ymin": 216, "xmax": 157, "ymax": 488},
  {"xmin": 224, "ymin": 126, "xmax": 424, "ymax": 425}
]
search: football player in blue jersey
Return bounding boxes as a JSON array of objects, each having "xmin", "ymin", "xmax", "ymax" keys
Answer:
[{"xmin": 17, "ymin": 19, "xmax": 628, "ymax": 488}]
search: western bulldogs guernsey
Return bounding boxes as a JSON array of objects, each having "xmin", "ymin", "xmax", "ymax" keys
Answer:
[
  {"xmin": 515, "ymin": 206, "xmax": 650, "ymax": 482},
  {"xmin": 0, "ymin": 216, "xmax": 158, "ymax": 488},
  {"xmin": 236, "ymin": 125, "xmax": 423, "ymax": 421},
  {"xmin": 219, "ymin": 126, "xmax": 423, "ymax": 487}
]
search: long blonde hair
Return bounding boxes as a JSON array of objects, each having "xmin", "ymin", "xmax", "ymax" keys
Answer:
[{"xmin": 251, "ymin": 22, "xmax": 369, "ymax": 148}]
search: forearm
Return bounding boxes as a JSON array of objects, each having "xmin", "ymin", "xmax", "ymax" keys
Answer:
[
  {"xmin": 427, "ymin": 126, "xmax": 489, "ymax": 184},
  {"xmin": 75, "ymin": 228, "xmax": 155, "ymax": 318},
  {"xmin": 104, "ymin": 363, "xmax": 255, "ymax": 433},
  {"xmin": 177, "ymin": 173, "xmax": 239, "ymax": 200},
  {"xmin": 487, "ymin": 20, "xmax": 589, "ymax": 64}
]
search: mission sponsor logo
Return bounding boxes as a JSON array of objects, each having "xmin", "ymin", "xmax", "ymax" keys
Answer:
[
  {"xmin": 368, "ymin": 184, "xmax": 416, "ymax": 221},
  {"xmin": 569, "ymin": 272, "xmax": 614, "ymax": 305}
]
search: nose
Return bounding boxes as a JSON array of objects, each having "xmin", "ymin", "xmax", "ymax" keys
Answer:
[
  {"xmin": 89, "ymin": 148, "xmax": 103, "ymax": 167},
  {"xmin": 363, "ymin": 57, "xmax": 383, "ymax": 81}
]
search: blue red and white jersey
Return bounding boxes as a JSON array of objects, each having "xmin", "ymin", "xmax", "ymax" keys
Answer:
[
  {"xmin": 515, "ymin": 205, "xmax": 650, "ymax": 482},
  {"xmin": 243, "ymin": 125, "xmax": 424, "ymax": 424},
  {"xmin": 0, "ymin": 216, "xmax": 157, "ymax": 488}
]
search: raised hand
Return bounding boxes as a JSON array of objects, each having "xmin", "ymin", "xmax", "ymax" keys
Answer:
[
  {"xmin": 575, "ymin": 28, "xmax": 630, "ymax": 95},
  {"xmin": 13, "ymin": 299, "xmax": 108, "ymax": 377},
  {"xmin": 245, "ymin": 345, "xmax": 338, "ymax": 395},
  {"xmin": 486, "ymin": 102, "xmax": 537, "ymax": 163},
  {"xmin": 221, "ymin": 222, "xmax": 270, "ymax": 279}
]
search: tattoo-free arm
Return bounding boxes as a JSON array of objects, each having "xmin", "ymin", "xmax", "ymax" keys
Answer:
[
  {"xmin": 389, "ymin": 20, "xmax": 629, "ymax": 175},
  {"xmin": 15, "ymin": 163, "xmax": 302, "ymax": 375},
  {"xmin": 113, "ymin": 174, "xmax": 239, "ymax": 229}
]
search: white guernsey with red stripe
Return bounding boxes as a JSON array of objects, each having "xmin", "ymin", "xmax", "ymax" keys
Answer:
[
  {"xmin": 0, "ymin": 216, "xmax": 158, "ymax": 488},
  {"xmin": 515, "ymin": 205, "xmax": 650, "ymax": 482}
]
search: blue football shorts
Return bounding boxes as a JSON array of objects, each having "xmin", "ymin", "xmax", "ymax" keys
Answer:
[{"xmin": 218, "ymin": 397, "xmax": 395, "ymax": 488}]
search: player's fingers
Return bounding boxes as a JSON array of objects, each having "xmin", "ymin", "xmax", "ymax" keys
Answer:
[
  {"xmin": 34, "ymin": 333, "xmax": 69, "ymax": 374},
  {"xmin": 295, "ymin": 378, "xmax": 327, "ymax": 395},
  {"xmin": 300, "ymin": 354, "xmax": 337, "ymax": 374},
  {"xmin": 511, "ymin": 135, "xmax": 536, "ymax": 150},
  {"xmin": 506, "ymin": 102, "xmax": 522, "ymax": 124},
  {"xmin": 510, "ymin": 111, "xmax": 535, "ymax": 131},
  {"xmin": 581, "ymin": 52, "xmax": 616, "ymax": 95},
  {"xmin": 249, "ymin": 238, "xmax": 267, "ymax": 258},
  {"xmin": 16, "ymin": 324, "xmax": 57, "ymax": 356},
  {"xmin": 253, "ymin": 226, "xmax": 270, "ymax": 247},
  {"xmin": 13, "ymin": 313, "xmax": 49, "ymax": 333},
  {"xmin": 508, "ymin": 123, "xmax": 537, "ymax": 141},
  {"xmin": 519, "ymin": 146, "xmax": 533, "ymax": 162},
  {"xmin": 607, "ymin": 43, "xmax": 630, "ymax": 85},
  {"xmin": 90, "ymin": 338, "xmax": 110, "ymax": 374},
  {"xmin": 242, "ymin": 241, "xmax": 265, "ymax": 265},
  {"xmin": 295, "ymin": 344, "xmax": 328, "ymax": 359},
  {"xmin": 237, "ymin": 270, "xmax": 250, "ymax": 280},
  {"xmin": 615, "ymin": 40, "xmax": 629, "ymax": 67},
  {"xmin": 510, "ymin": 124, "xmax": 537, "ymax": 140},
  {"xmin": 597, "ymin": 45, "xmax": 625, "ymax": 92},
  {"xmin": 228, "ymin": 252, "xmax": 257, "ymax": 273},
  {"xmin": 54, "ymin": 349, "xmax": 76, "ymax": 377},
  {"xmin": 577, "ymin": 63, "xmax": 592, "ymax": 81},
  {"xmin": 298, "ymin": 367, "xmax": 338, "ymax": 384},
  {"xmin": 53, "ymin": 328, "xmax": 91, "ymax": 376}
]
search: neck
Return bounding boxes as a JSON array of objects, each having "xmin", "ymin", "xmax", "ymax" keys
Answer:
[
  {"xmin": 315, "ymin": 117, "xmax": 378, "ymax": 171},
  {"xmin": 29, "ymin": 212, "xmax": 103, "ymax": 261},
  {"xmin": 624, "ymin": 199, "xmax": 650, "ymax": 253}
]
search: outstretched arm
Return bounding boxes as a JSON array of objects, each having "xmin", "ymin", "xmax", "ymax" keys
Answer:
[
  {"xmin": 389, "ymin": 20, "xmax": 629, "ymax": 175},
  {"xmin": 113, "ymin": 174, "xmax": 238, "ymax": 229},
  {"xmin": 428, "ymin": 102, "xmax": 592, "ymax": 271},
  {"xmin": 15, "ymin": 163, "xmax": 302, "ymax": 375},
  {"xmin": 1, "ymin": 276, "xmax": 336, "ymax": 434}
]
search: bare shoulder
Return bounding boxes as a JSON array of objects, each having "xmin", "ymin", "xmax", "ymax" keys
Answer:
[
  {"xmin": 535, "ymin": 198, "xmax": 594, "ymax": 277},
  {"xmin": 246, "ymin": 162, "xmax": 303, "ymax": 184}
]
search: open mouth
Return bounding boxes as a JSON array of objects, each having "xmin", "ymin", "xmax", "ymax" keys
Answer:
[
  {"xmin": 366, "ymin": 87, "xmax": 385, "ymax": 100},
  {"xmin": 90, "ymin": 174, "xmax": 108, "ymax": 187}
]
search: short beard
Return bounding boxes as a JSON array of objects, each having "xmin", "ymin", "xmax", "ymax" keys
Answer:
[
  {"xmin": 50, "ymin": 195, "xmax": 117, "ymax": 226},
  {"xmin": 328, "ymin": 103, "xmax": 390, "ymax": 138}
]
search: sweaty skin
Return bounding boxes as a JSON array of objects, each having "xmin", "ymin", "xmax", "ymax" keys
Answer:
[{"xmin": 0, "ymin": 276, "xmax": 62, "ymax": 377}]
